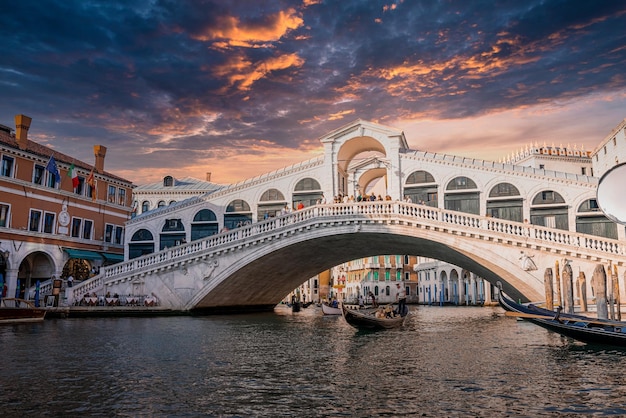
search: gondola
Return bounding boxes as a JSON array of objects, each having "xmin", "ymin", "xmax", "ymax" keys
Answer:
[
  {"xmin": 341, "ymin": 303, "xmax": 408, "ymax": 330},
  {"xmin": 0, "ymin": 298, "xmax": 47, "ymax": 324},
  {"xmin": 499, "ymin": 291, "xmax": 626, "ymax": 347},
  {"xmin": 321, "ymin": 302, "xmax": 342, "ymax": 315}
]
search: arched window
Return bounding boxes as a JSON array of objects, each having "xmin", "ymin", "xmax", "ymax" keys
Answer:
[
  {"xmin": 530, "ymin": 190, "xmax": 568, "ymax": 230},
  {"xmin": 157, "ymin": 200, "xmax": 166, "ymax": 208},
  {"xmin": 576, "ymin": 199, "xmax": 617, "ymax": 239},
  {"xmin": 224, "ymin": 200, "xmax": 252, "ymax": 230},
  {"xmin": 406, "ymin": 170, "xmax": 435, "ymax": 184},
  {"xmin": 404, "ymin": 170, "xmax": 437, "ymax": 207},
  {"xmin": 141, "ymin": 201, "xmax": 150, "ymax": 213},
  {"xmin": 444, "ymin": 177, "xmax": 479, "ymax": 215},
  {"xmin": 128, "ymin": 229, "xmax": 155, "ymax": 259},
  {"xmin": 226, "ymin": 199, "xmax": 250, "ymax": 212},
  {"xmin": 191, "ymin": 209, "xmax": 218, "ymax": 240},
  {"xmin": 131, "ymin": 229, "xmax": 154, "ymax": 241},
  {"xmin": 159, "ymin": 219, "xmax": 186, "ymax": 250},
  {"xmin": 163, "ymin": 176, "xmax": 174, "ymax": 187},
  {"xmin": 487, "ymin": 183, "xmax": 523, "ymax": 221},
  {"xmin": 260, "ymin": 188, "xmax": 285, "ymax": 201},
  {"xmin": 258, "ymin": 189, "xmax": 287, "ymax": 219},
  {"xmin": 293, "ymin": 178, "xmax": 323, "ymax": 208},
  {"xmin": 488, "ymin": 183, "xmax": 520, "ymax": 197},
  {"xmin": 294, "ymin": 178, "xmax": 321, "ymax": 191},
  {"xmin": 446, "ymin": 176, "xmax": 477, "ymax": 190}
]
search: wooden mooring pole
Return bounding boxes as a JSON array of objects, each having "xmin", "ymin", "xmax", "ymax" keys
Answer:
[
  {"xmin": 613, "ymin": 264, "xmax": 621, "ymax": 321},
  {"xmin": 577, "ymin": 271, "xmax": 587, "ymax": 313},
  {"xmin": 544, "ymin": 268, "xmax": 554, "ymax": 311},
  {"xmin": 591, "ymin": 264, "xmax": 609, "ymax": 320},
  {"xmin": 554, "ymin": 260, "xmax": 562, "ymax": 308},
  {"xmin": 562, "ymin": 262, "xmax": 574, "ymax": 315}
]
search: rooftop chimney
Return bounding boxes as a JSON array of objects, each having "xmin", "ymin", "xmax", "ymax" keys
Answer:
[
  {"xmin": 14, "ymin": 114, "xmax": 32, "ymax": 150},
  {"xmin": 94, "ymin": 145, "xmax": 107, "ymax": 173},
  {"xmin": 206, "ymin": 172, "xmax": 212, "ymax": 182}
]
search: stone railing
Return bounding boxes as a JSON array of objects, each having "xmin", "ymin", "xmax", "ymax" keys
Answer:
[{"xmin": 70, "ymin": 201, "xmax": 626, "ymax": 300}]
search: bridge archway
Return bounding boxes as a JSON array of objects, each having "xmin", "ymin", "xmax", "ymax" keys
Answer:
[
  {"xmin": 187, "ymin": 225, "xmax": 541, "ymax": 313},
  {"xmin": 17, "ymin": 251, "xmax": 55, "ymax": 299}
]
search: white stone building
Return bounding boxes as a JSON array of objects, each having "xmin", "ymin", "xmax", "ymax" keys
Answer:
[
  {"xmin": 132, "ymin": 174, "xmax": 224, "ymax": 216},
  {"xmin": 591, "ymin": 117, "xmax": 626, "ymax": 178}
]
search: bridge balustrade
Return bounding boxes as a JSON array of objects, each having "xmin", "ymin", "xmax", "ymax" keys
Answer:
[{"xmin": 70, "ymin": 200, "xmax": 626, "ymax": 302}]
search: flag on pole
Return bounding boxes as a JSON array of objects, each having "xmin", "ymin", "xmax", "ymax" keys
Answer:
[
  {"xmin": 87, "ymin": 169, "xmax": 96, "ymax": 201},
  {"xmin": 67, "ymin": 163, "xmax": 79, "ymax": 188},
  {"xmin": 46, "ymin": 155, "xmax": 61, "ymax": 184}
]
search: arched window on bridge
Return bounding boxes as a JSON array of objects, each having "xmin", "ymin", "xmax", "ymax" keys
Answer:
[
  {"xmin": 157, "ymin": 200, "xmax": 166, "ymax": 208},
  {"xmin": 404, "ymin": 170, "xmax": 438, "ymax": 207},
  {"xmin": 444, "ymin": 176, "xmax": 479, "ymax": 215},
  {"xmin": 141, "ymin": 201, "xmax": 150, "ymax": 214},
  {"xmin": 293, "ymin": 178, "xmax": 323, "ymax": 208},
  {"xmin": 576, "ymin": 199, "xmax": 617, "ymax": 239},
  {"xmin": 258, "ymin": 188, "xmax": 286, "ymax": 219},
  {"xmin": 129, "ymin": 229, "xmax": 155, "ymax": 259},
  {"xmin": 160, "ymin": 219, "xmax": 186, "ymax": 250},
  {"xmin": 224, "ymin": 199, "xmax": 252, "ymax": 230},
  {"xmin": 486, "ymin": 182, "xmax": 523, "ymax": 222},
  {"xmin": 530, "ymin": 190, "xmax": 568, "ymax": 230},
  {"xmin": 191, "ymin": 209, "xmax": 218, "ymax": 241}
]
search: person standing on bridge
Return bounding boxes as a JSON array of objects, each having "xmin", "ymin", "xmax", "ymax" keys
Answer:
[{"xmin": 396, "ymin": 283, "xmax": 407, "ymax": 316}]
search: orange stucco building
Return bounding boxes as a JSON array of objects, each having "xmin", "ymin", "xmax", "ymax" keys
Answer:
[{"xmin": 0, "ymin": 114, "xmax": 133, "ymax": 302}]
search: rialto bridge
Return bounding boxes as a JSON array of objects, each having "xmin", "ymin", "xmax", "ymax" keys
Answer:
[{"xmin": 65, "ymin": 119, "xmax": 625, "ymax": 311}]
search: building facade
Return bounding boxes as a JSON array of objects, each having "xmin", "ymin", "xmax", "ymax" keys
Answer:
[
  {"xmin": 331, "ymin": 255, "xmax": 419, "ymax": 305},
  {"xmin": 414, "ymin": 258, "xmax": 496, "ymax": 306},
  {"xmin": 591, "ymin": 118, "xmax": 626, "ymax": 178},
  {"xmin": 132, "ymin": 174, "xmax": 224, "ymax": 217},
  {"xmin": 0, "ymin": 114, "xmax": 134, "ymax": 302}
]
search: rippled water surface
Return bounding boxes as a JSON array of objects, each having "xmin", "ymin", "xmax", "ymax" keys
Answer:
[{"xmin": 2, "ymin": 305, "xmax": 626, "ymax": 417}]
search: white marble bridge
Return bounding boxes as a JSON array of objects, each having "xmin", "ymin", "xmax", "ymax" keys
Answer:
[{"xmin": 68, "ymin": 201, "xmax": 626, "ymax": 312}]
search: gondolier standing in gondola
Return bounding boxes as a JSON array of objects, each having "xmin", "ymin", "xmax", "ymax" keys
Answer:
[
  {"xmin": 368, "ymin": 291, "xmax": 377, "ymax": 307},
  {"xmin": 396, "ymin": 283, "xmax": 407, "ymax": 316}
]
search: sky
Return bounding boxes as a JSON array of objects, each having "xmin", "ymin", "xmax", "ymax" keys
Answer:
[{"xmin": 1, "ymin": 0, "xmax": 625, "ymax": 185}]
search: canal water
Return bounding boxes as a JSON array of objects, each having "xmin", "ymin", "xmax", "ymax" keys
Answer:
[{"xmin": 2, "ymin": 305, "xmax": 626, "ymax": 417}]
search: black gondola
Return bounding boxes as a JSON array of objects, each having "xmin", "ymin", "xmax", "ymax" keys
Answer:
[
  {"xmin": 499, "ymin": 291, "xmax": 626, "ymax": 347},
  {"xmin": 341, "ymin": 303, "xmax": 408, "ymax": 330}
]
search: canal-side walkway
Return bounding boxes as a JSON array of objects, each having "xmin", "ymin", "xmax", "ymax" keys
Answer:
[{"xmin": 45, "ymin": 306, "xmax": 187, "ymax": 318}]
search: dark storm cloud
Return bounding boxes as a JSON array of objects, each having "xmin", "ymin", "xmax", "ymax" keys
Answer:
[{"xmin": 0, "ymin": 0, "xmax": 625, "ymax": 180}]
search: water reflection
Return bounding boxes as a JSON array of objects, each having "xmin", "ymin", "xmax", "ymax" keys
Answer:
[{"xmin": 2, "ymin": 305, "xmax": 626, "ymax": 416}]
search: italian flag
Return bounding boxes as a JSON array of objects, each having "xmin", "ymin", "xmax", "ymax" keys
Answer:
[{"xmin": 68, "ymin": 163, "xmax": 79, "ymax": 188}]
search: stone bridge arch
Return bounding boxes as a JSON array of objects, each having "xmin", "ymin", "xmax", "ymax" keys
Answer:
[
  {"xmin": 74, "ymin": 202, "xmax": 626, "ymax": 313},
  {"xmin": 185, "ymin": 221, "xmax": 541, "ymax": 312}
]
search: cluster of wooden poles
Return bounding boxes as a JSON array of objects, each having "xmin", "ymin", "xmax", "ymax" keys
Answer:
[{"xmin": 544, "ymin": 261, "xmax": 621, "ymax": 321}]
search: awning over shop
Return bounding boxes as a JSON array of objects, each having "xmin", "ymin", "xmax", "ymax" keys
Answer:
[
  {"xmin": 63, "ymin": 248, "xmax": 104, "ymax": 261},
  {"xmin": 100, "ymin": 252, "xmax": 124, "ymax": 262}
]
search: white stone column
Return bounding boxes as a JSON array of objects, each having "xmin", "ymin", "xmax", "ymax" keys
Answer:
[{"xmin": 4, "ymin": 268, "xmax": 19, "ymax": 300}]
